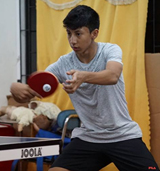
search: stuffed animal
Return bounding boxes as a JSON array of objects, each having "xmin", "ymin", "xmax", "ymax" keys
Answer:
[
  {"xmin": 29, "ymin": 101, "xmax": 61, "ymax": 121},
  {"xmin": 0, "ymin": 101, "xmax": 61, "ymax": 132}
]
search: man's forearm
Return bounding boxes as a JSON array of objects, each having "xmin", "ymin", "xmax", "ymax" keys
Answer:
[{"xmin": 83, "ymin": 70, "xmax": 119, "ymax": 85}]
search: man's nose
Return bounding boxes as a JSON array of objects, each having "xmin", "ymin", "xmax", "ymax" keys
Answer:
[{"xmin": 70, "ymin": 35, "xmax": 77, "ymax": 44}]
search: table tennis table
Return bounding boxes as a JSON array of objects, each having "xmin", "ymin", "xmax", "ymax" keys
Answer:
[{"xmin": 0, "ymin": 136, "xmax": 61, "ymax": 161}]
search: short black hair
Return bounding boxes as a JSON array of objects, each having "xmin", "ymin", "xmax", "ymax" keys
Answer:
[{"xmin": 63, "ymin": 5, "xmax": 100, "ymax": 32}]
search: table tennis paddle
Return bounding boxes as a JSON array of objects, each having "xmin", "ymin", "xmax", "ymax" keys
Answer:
[{"xmin": 27, "ymin": 71, "xmax": 59, "ymax": 98}]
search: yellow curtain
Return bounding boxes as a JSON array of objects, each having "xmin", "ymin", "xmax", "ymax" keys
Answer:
[{"xmin": 37, "ymin": 0, "xmax": 149, "ymax": 170}]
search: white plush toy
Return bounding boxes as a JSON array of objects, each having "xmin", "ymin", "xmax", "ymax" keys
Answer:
[
  {"xmin": 0, "ymin": 101, "xmax": 61, "ymax": 132},
  {"xmin": 29, "ymin": 101, "xmax": 61, "ymax": 121}
]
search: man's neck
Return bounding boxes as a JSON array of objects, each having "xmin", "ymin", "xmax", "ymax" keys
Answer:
[{"xmin": 76, "ymin": 42, "xmax": 98, "ymax": 64}]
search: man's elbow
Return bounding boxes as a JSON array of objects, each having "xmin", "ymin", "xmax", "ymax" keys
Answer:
[
  {"xmin": 110, "ymin": 75, "xmax": 119, "ymax": 85},
  {"xmin": 111, "ymin": 79, "xmax": 118, "ymax": 85}
]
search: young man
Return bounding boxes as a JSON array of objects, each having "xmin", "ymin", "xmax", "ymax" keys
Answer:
[{"xmin": 11, "ymin": 5, "xmax": 159, "ymax": 171}]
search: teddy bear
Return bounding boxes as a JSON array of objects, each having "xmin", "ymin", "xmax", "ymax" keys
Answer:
[{"xmin": 0, "ymin": 101, "xmax": 61, "ymax": 132}]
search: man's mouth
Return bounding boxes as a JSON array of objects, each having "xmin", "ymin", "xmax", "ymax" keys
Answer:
[{"xmin": 72, "ymin": 47, "xmax": 80, "ymax": 51}]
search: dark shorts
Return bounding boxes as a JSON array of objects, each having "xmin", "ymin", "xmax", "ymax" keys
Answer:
[{"xmin": 51, "ymin": 138, "xmax": 159, "ymax": 171}]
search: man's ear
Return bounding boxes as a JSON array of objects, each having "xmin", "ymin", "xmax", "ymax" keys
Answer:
[{"xmin": 91, "ymin": 29, "xmax": 99, "ymax": 40}]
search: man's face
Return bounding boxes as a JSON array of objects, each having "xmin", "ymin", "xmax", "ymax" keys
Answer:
[{"xmin": 66, "ymin": 27, "xmax": 95, "ymax": 55}]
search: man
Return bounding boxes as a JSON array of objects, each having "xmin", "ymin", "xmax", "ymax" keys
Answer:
[{"xmin": 11, "ymin": 5, "xmax": 159, "ymax": 171}]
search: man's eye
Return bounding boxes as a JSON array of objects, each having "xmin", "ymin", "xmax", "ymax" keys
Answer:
[
  {"xmin": 76, "ymin": 33, "xmax": 81, "ymax": 36},
  {"xmin": 67, "ymin": 32, "xmax": 71, "ymax": 36}
]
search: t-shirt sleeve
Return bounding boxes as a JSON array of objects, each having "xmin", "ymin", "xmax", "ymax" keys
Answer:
[
  {"xmin": 45, "ymin": 58, "xmax": 63, "ymax": 83},
  {"xmin": 105, "ymin": 44, "xmax": 123, "ymax": 65}
]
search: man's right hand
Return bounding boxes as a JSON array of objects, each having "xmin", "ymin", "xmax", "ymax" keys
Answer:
[{"xmin": 10, "ymin": 82, "xmax": 42, "ymax": 103}]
